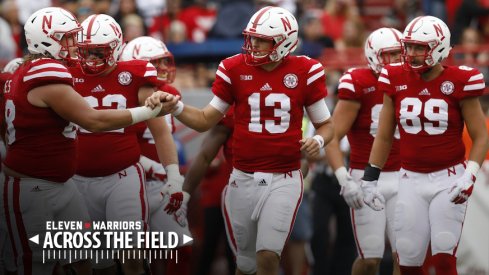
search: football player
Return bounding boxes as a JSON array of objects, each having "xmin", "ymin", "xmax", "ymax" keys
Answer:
[
  {"xmin": 325, "ymin": 28, "xmax": 402, "ymax": 275},
  {"xmin": 0, "ymin": 7, "xmax": 174, "ymax": 275},
  {"xmin": 119, "ymin": 36, "xmax": 192, "ymax": 275},
  {"xmin": 69, "ymin": 14, "xmax": 183, "ymax": 275},
  {"xmin": 147, "ymin": 6, "xmax": 334, "ymax": 275},
  {"xmin": 362, "ymin": 16, "xmax": 489, "ymax": 275}
]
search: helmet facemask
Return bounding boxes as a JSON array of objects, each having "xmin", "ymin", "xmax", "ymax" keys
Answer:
[
  {"xmin": 401, "ymin": 39, "xmax": 437, "ymax": 73},
  {"xmin": 78, "ymin": 40, "xmax": 119, "ymax": 75},
  {"xmin": 242, "ymin": 32, "xmax": 287, "ymax": 66},
  {"xmin": 150, "ymin": 55, "xmax": 176, "ymax": 83}
]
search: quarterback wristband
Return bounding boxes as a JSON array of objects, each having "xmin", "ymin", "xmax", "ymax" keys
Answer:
[
  {"xmin": 465, "ymin": 160, "xmax": 480, "ymax": 176},
  {"xmin": 312, "ymin": 135, "xmax": 325, "ymax": 148},
  {"xmin": 362, "ymin": 163, "xmax": 381, "ymax": 181},
  {"xmin": 334, "ymin": 166, "xmax": 348, "ymax": 186},
  {"xmin": 129, "ymin": 105, "xmax": 161, "ymax": 124},
  {"xmin": 172, "ymin": 101, "xmax": 184, "ymax": 116}
]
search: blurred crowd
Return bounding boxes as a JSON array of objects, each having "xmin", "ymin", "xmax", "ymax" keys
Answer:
[{"xmin": 3, "ymin": 0, "xmax": 489, "ymax": 91}]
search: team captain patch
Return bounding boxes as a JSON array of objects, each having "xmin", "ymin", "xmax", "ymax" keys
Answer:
[
  {"xmin": 283, "ymin": 73, "xmax": 298, "ymax": 88},
  {"xmin": 118, "ymin": 71, "xmax": 132, "ymax": 85}
]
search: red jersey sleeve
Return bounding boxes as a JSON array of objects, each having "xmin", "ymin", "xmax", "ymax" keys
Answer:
[
  {"xmin": 377, "ymin": 65, "xmax": 397, "ymax": 97},
  {"xmin": 454, "ymin": 66, "xmax": 485, "ymax": 100},
  {"xmin": 23, "ymin": 59, "xmax": 73, "ymax": 91},
  {"xmin": 212, "ymin": 57, "xmax": 238, "ymax": 105},
  {"xmin": 337, "ymin": 68, "xmax": 363, "ymax": 101},
  {"xmin": 303, "ymin": 58, "xmax": 327, "ymax": 106}
]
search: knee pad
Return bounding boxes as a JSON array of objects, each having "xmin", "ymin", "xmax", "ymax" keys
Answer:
[
  {"xmin": 396, "ymin": 238, "xmax": 424, "ymax": 266},
  {"xmin": 361, "ymin": 235, "xmax": 384, "ymax": 258},
  {"xmin": 432, "ymin": 231, "xmax": 457, "ymax": 253},
  {"xmin": 236, "ymin": 255, "xmax": 257, "ymax": 275}
]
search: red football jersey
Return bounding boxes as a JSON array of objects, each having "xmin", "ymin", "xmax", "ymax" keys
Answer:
[
  {"xmin": 70, "ymin": 60, "xmax": 159, "ymax": 176},
  {"xmin": 4, "ymin": 58, "xmax": 77, "ymax": 182},
  {"xmin": 378, "ymin": 64, "xmax": 485, "ymax": 173},
  {"xmin": 338, "ymin": 68, "xmax": 401, "ymax": 171},
  {"xmin": 136, "ymin": 83, "xmax": 181, "ymax": 161},
  {"xmin": 213, "ymin": 54, "xmax": 328, "ymax": 172}
]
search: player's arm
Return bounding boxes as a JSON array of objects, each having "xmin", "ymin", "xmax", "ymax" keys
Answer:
[
  {"xmin": 325, "ymin": 99, "xmax": 364, "ymax": 209},
  {"xmin": 28, "ymin": 84, "xmax": 176, "ymax": 132},
  {"xmin": 183, "ymin": 124, "xmax": 231, "ymax": 195},
  {"xmin": 139, "ymin": 86, "xmax": 180, "ymax": 168},
  {"xmin": 172, "ymin": 96, "xmax": 227, "ymax": 132},
  {"xmin": 325, "ymin": 99, "xmax": 360, "ymax": 171},
  {"xmin": 302, "ymin": 99, "xmax": 334, "ymax": 158},
  {"xmin": 368, "ymin": 94, "xmax": 396, "ymax": 168},
  {"xmin": 461, "ymin": 96, "xmax": 489, "ymax": 165}
]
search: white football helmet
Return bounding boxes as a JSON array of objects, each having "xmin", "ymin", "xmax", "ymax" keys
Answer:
[
  {"xmin": 2, "ymin": 58, "xmax": 24, "ymax": 73},
  {"xmin": 24, "ymin": 7, "xmax": 81, "ymax": 61},
  {"xmin": 364, "ymin": 28, "xmax": 402, "ymax": 74},
  {"xmin": 120, "ymin": 36, "xmax": 176, "ymax": 83},
  {"xmin": 401, "ymin": 16, "xmax": 451, "ymax": 72},
  {"xmin": 242, "ymin": 6, "xmax": 298, "ymax": 66},
  {"xmin": 78, "ymin": 14, "xmax": 124, "ymax": 75}
]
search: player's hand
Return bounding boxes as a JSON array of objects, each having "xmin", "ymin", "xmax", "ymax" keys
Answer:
[
  {"xmin": 145, "ymin": 91, "xmax": 180, "ymax": 116},
  {"xmin": 361, "ymin": 180, "xmax": 385, "ymax": 211},
  {"xmin": 448, "ymin": 172, "xmax": 475, "ymax": 204},
  {"xmin": 299, "ymin": 136, "xmax": 322, "ymax": 158},
  {"xmin": 173, "ymin": 192, "xmax": 190, "ymax": 227},
  {"xmin": 160, "ymin": 171, "xmax": 184, "ymax": 214},
  {"xmin": 338, "ymin": 174, "xmax": 363, "ymax": 209}
]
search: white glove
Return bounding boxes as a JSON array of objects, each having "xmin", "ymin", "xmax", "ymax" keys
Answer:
[
  {"xmin": 139, "ymin": 155, "xmax": 167, "ymax": 181},
  {"xmin": 173, "ymin": 192, "xmax": 190, "ymax": 227},
  {"xmin": 448, "ymin": 171, "xmax": 475, "ymax": 204},
  {"xmin": 160, "ymin": 164, "xmax": 184, "ymax": 214},
  {"xmin": 335, "ymin": 167, "xmax": 363, "ymax": 209},
  {"xmin": 361, "ymin": 180, "xmax": 385, "ymax": 211}
]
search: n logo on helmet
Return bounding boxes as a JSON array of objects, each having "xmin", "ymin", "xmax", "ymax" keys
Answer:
[
  {"xmin": 42, "ymin": 15, "xmax": 52, "ymax": 34},
  {"xmin": 433, "ymin": 24, "xmax": 445, "ymax": 40},
  {"xmin": 281, "ymin": 17, "xmax": 291, "ymax": 32},
  {"xmin": 110, "ymin": 23, "xmax": 122, "ymax": 39},
  {"xmin": 133, "ymin": 44, "xmax": 141, "ymax": 58}
]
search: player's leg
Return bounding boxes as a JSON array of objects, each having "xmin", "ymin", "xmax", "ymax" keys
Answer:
[
  {"xmin": 429, "ymin": 163, "xmax": 467, "ymax": 275},
  {"xmin": 256, "ymin": 170, "xmax": 303, "ymax": 275},
  {"xmin": 395, "ymin": 170, "xmax": 431, "ymax": 274},
  {"xmin": 349, "ymin": 169, "xmax": 386, "ymax": 275},
  {"xmin": 381, "ymin": 171, "xmax": 400, "ymax": 275},
  {"xmin": 106, "ymin": 163, "xmax": 148, "ymax": 275},
  {"xmin": 223, "ymin": 170, "xmax": 259, "ymax": 275},
  {"xmin": 52, "ymin": 179, "xmax": 92, "ymax": 274},
  {"xmin": 72, "ymin": 175, "xmax": 116, "ymax": 274}
]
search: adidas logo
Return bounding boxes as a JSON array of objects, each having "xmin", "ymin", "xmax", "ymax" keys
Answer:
[
  {"xmin": 419, "ymin": 88, "xmax": 430, "ymax": 96},
  {"xmin": 260, "ymin": 83, "xmax": 272, "ymax": 91},
  {"xmin": 230, "ymin": 181, "xmax": 238, "ymax": 188},
  {"xmin": 258, "ymin": 179, "xmax": 268, "ymax": 186},
  {"xmin": 91, "ymin": 84, "xmax": 105, "ymax": 93},
  {"xmin": 402, "ymin": 173, "xmax": 408, "ymax": 179},
  {"xmin": 31, "ymin": 186, "xmax": 41, "ymax": 192}
]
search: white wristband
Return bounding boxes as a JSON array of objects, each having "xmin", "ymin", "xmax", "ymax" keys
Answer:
[
  {"xmin": 172, "ymin": 101, "xmax": 184, "ymax": 116},
  {"xmin": 312, "ymin": 135, "xmax": 325, "ymax": 148},
  {"xmin": 465, "ymin": 160, "xmax": 480, "ymax": 176},
  {"xmin": 129, "ymin": 105, "xmax": 161, "ymax": 124},
  {"xmin": 334, "ymin": 166, "xmax": 348, "ymax": 186},
  {"xmin": 165, "ymin": 164, "xmax": 180, "ymax": 177}
]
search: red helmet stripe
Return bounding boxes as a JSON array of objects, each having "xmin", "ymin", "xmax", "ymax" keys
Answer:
[
  {"xmin": 85, "ymin": 14, "xmax": 99, "ymax": 41},
  {"xmin": 389, "ymin": 28, "xmax": 400, "ymax": 42},
  {"xmin": 406, "ymin": 16, "xmax": 424, "ymax": 38},
  {"xmin": 250, "ymin": 6, "xmax": 273, "ymax": 32}
]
